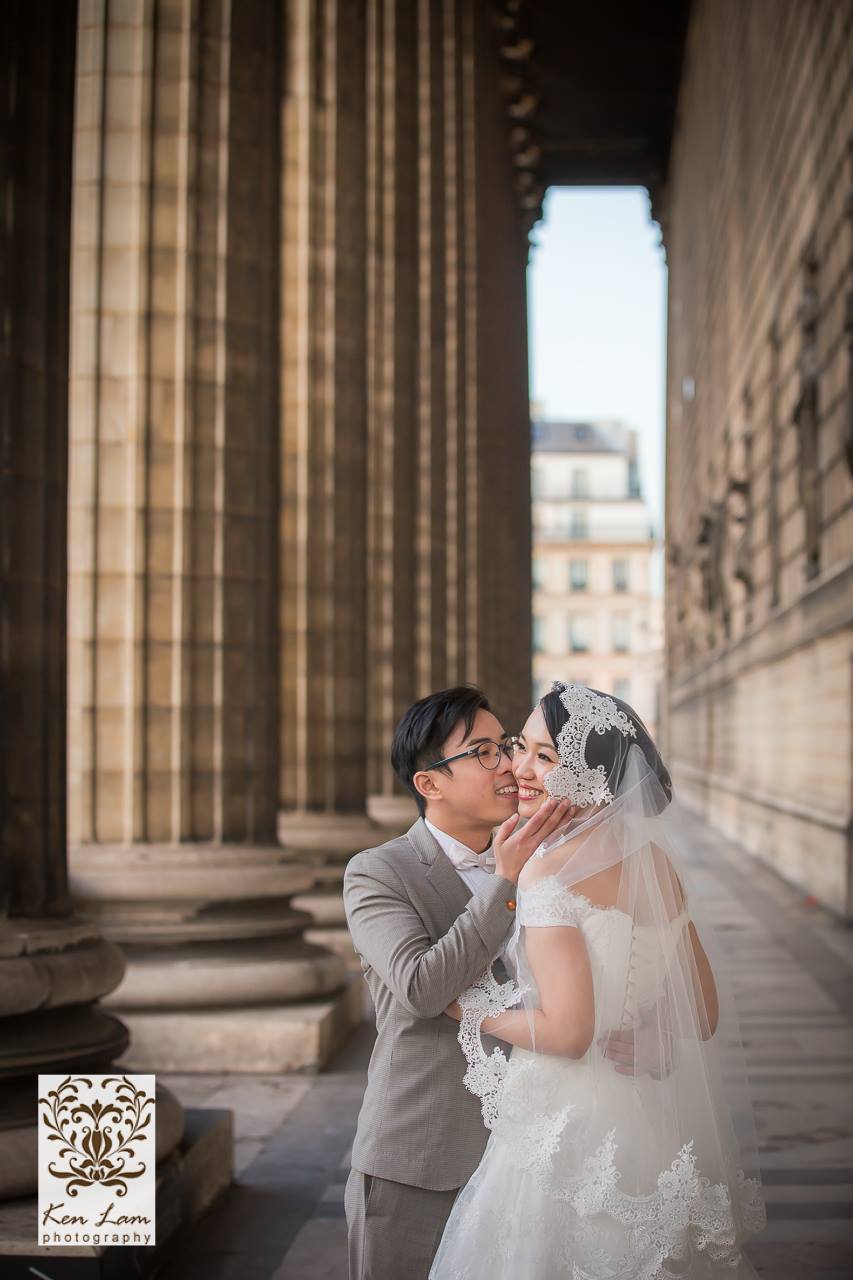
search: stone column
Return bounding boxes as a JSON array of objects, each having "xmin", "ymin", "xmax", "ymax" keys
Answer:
[
  {"xmin": 364, "ymin": 0, "xmax": 421, "ymax": 813},
  {"xmin": 0, "ymin": 0, "xmax": 176, "ymax": 1207},
  {"xmin": 363, "ymin": 0, "xmax": 533, "ymax": 810},
  {"xmin": 466, "ymin": 0, "xmax": 533, "ymax": 736},
  {"xmin": 276, "ymin": 0, "xmax": 387, "ymax": 962},
  {"xmin": 68, "ymin": 0, "xmax": 355, "ymax": 1071}
]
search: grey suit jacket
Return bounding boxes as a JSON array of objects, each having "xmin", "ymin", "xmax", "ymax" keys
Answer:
[{"xmin": 343, "ymin": 817, "xmax": 517, "ymax": 1191}]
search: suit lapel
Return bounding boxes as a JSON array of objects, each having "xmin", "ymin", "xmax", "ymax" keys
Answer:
[
  {"xmin": 408, "ymin": 819, "xmax": 510, "ymax": 969},
  {"xmin": 426, "ymin": 847, "xmax": 474, "ymax": 921},
  {"xmin": 407, "ymin": 817, "xmax": 472, "ymax": 923}
]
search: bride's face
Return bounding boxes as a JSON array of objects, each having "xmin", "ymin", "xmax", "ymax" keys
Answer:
[{"xmin": 511, "ymin": 704, "xmax": 563, "ymax": 817}]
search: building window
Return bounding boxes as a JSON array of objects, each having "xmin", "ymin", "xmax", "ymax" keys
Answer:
[
  {"xmin": 569, "ymin": 558, "xmax": 588, "ymax": 591},
  {"xmin": 532, "ymin": 557, "xmax": 545, "ymax": 591},
  {"xmin": 531, "ymin": 467, "xmax": 545, "ymax": 499},
  {"xmin": 613, "ymin": 677, "xmax": 631, "ymax": 702},
  {"xmin": 569, "ymin": 614, "xmax": 591, "ymax": 653},
  {"xmin": 532, "ymin": 677, "xmax": 550, "ymax": 703},
  {"xmin": 570, "ymin": 509, "xmax": 588, "ymax": 539},
  {"xmin": 612, "ymin": 558, "xmax": 629, "ymax": 592},
  {"xmin": 532, "ymin": 614, "xmax": 543, "ymax": 653},
  {"xmin": 571, "ymin": 468, "xmax": 589, "ymax": 498},
  {"xmin": 612, "ymin": 613, "xmax": 630, "ymax": 653}
]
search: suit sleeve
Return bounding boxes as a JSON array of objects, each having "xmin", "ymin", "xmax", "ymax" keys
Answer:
[{"xmin": 343, "ymin": 853, "xmax": 518, "ymax": 1019}]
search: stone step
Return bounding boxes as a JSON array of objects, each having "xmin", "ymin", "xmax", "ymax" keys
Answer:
[
  {"xmin": 305, "ymin": 926, "xmax": 361, "ymax": 970},
  {"xmin": 292, "ymin": 890, "xmax": 348, "ymax": 927},
  {"xmin": 114, "ymin": 982, "xmax": 363, "ymax": 1073},
  {"xmin": 106, "ymin": 938, "xmax": 346, "ymax": 1009}
]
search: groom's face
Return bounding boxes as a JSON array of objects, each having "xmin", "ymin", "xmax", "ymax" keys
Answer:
[{"xmin": 424, "ymin": 708, "xmax": 519, "ymax": 826}]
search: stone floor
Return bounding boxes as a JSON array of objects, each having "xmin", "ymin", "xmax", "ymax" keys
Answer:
[{"xmin": 154, "ymin": 809, "xmax": 853, "ymax": 1280}]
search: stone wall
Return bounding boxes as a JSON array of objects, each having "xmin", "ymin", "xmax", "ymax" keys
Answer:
[{"xmin": 662, "ymin": 0, "xmax": 853, "ymax": 916}]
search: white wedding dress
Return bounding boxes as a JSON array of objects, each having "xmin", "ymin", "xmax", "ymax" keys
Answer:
[{"xmin": 429, "ymin": 878, "xmax": 764, "ymax": 1280}]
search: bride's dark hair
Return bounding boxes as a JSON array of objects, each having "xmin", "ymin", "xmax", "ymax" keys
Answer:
[{"xmin": 539, "ymin": 683, "xmax": 673, "ymax": 810}]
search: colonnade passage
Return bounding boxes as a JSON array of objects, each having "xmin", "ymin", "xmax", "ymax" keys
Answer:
[{"xmin": 4, "ymin": 0, "xmax": 851, "ymax": 1275}]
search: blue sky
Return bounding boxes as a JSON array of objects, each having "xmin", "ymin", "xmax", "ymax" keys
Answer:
[{"xmin": 527, "ymin": 187, "xmax": 667, "ymax": 536}]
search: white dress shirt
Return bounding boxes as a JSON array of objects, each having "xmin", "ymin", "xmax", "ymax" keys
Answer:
[{"xmin": 424, "ymin": 818, "xmax": 512, "ymax": 963}]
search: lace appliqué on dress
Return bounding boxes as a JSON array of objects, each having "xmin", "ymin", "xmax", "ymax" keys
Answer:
[
  {"xmin": 569, "ymin": 1133, "xmax": 766, "ymax": 1278},
  {"xmin": 452, "ymin": 875, "xmax": 765, "ymax": 1278},
  {"xmin": 457, "ymin": 965, "xmax": 529, "ymax": 1129},
  {"xmin": 487, "ymin": 1080, "xmax": 765, "ymax": 1277},
  {"xmin": 517, "ymin": 876, "xmax": 596, "ymax": 927},
  {"xmin": 457, "ymin": 880, "xmax": 588, "ymax": 1136}
]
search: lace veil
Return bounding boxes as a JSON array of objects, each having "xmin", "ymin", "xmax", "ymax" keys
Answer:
[{"xmin": 456, "ymin": 681, "xmax": 765, "ymax": 1273}]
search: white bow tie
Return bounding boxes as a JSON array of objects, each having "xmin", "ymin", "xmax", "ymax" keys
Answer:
[{"xmin": 449, "ymin": 844, "xmax": 496, "ymax": 873}]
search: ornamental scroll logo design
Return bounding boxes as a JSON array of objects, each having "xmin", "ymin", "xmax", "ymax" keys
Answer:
[{"xmin": 38, "ymin": 1075, "xmax": 154, "ymax": 1197}]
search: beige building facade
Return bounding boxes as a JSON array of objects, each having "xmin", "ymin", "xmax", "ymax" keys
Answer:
[
  {"xmin": 532, "ymin": 421, "xmax": 663, "ymax": 738},
  {"xmin": 661, "ymin": 0, "xmax": 853, "ymax": 919}
]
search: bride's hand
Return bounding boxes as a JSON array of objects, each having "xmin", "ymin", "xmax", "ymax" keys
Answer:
[
  {"xmin": 444, "ymin": 1000, "xmax": 462, "ymax": 1021},
  {"xmin": 599, "ymin": 1014, "xmax": 675, "ymax": 1079}
]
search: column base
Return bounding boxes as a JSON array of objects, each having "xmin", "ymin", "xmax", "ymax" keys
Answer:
[
  {"xmin": 70, "ymin": 843, "xmax": 356, "ymax": 1071},
  {"xmin": 115, "ymin": 980, "xmax": 362, "ymax": 1072},
  {"xmin": 0, "ymin": 918, "xmax": 138, "ymax": 1200},
  {"xmin": 366, "ymin": 794, "xmax": 418, "ymax": 832},
  {"xmin": 293, "ymin": 888, "xmax": 362, "ymax": 968},
  {"xmin": 0, "ymin": 918, "xmax": 127, "ymax": 1017},
  {"xmin": 278, "ymin": 812, "xmax": 398, "ymax": 968},
  {"xmin": 277, "ymin": 810, "xmax": 386, "ymax": 859},
  {"xmin": 104, "ymin": 938, "xmax": 346, "ymax": 1008}
]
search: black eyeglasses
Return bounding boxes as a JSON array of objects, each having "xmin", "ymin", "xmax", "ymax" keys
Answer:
[{"xmin": 423, "ymin": 737, "xmax": 520, "ymax": 772}]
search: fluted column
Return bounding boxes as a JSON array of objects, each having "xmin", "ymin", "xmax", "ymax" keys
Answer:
[
  {"xmin": 280, "ymin": 0, "xmax": 370, "ymax": 821},
  {"xmin": 466, "ymin": 0, "xmax": 532, "ymax": 732},
  {"xmin": 364, "ymin": 0, "xmax": 421, "ymax": 816},
  {"xmin": 364, "ymin": 0, "xmax": 532, "ymax": 811},
  {"xmin": 68, "ymin": 0, "xmax": 354, "ymax": 1070},
  {"xmin": 277, "ymin": 0, "xmax": 385, "ymax": 959},
  {"xmin": 0, "ymin": 0, "xmax": 137, "ymax": 1205},
  {"xmin": 414, "ymin": 0, "xmax": 449, "ymax": 701}
]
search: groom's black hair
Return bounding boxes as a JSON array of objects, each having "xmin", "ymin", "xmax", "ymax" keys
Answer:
[{"xmin": 391, "ymin": 685, "xmax": 492, "ymax": 817}]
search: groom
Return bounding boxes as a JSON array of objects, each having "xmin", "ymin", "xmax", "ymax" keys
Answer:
[{"xmin": 342, "ymin": 685, "xmax": 574, "ymax": 1280}]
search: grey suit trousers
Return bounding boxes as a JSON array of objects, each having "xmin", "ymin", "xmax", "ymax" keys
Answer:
[{"xmin": 344, "ymin": 1167, "xmax": 458, "ymax": 1280}]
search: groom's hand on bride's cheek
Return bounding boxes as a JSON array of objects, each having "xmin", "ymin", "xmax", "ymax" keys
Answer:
[{"xmin": 493, "ymin": 798, "xmax": 577, "ymax": 883}]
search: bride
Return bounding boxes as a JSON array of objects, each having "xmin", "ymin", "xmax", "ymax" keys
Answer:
[{"xmin": 430, "ymin": 681, "xmax": 765, "ymax": 1279}]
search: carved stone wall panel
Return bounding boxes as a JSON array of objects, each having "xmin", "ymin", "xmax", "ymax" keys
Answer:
[{"xmin": 663, "ymin": 0, "xmax": 853, "ymax": 916}]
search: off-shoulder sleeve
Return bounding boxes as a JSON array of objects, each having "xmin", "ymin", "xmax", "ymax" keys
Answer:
[{"xmin": 518, "ymin": 876, "xmax": 589, "ymax": 928}]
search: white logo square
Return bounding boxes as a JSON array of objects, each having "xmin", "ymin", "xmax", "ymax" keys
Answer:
[{"xmin": 38, "ymin": 1074, "xmax": 156, "ymax": 1248}]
